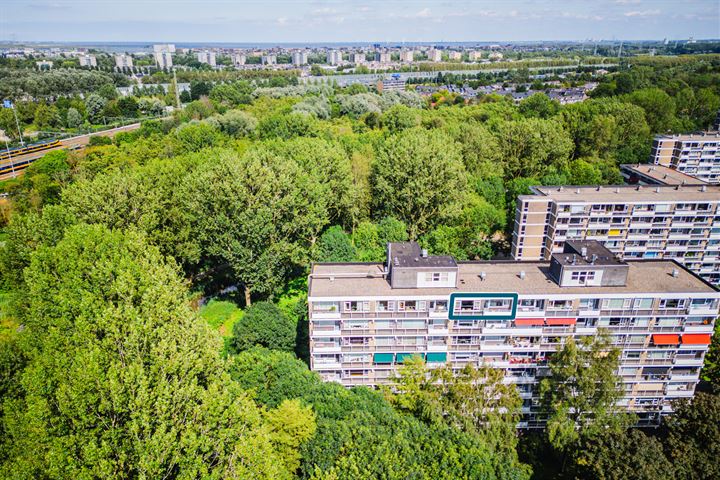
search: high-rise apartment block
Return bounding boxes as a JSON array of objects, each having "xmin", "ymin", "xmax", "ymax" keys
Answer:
[
  {"xmin": 78, "ymin": 54, "xmax": 97, "ymax": 67},
  {"xmin": 374, "ymin": 51, "xmax": 391, "ymax": 63},
  {"xmin": 292, "ymin": 51, "xmax": 308, "ymax": 66},
  {"xmin": 399, "ymin": 49, "xmax": 414, "ymax": 62},
  {"xmin": 468, "ymin": 50, "xmax": 483, "ymax": 61},
  {"xmin": 308, "ymin": 240, "xmax": 718, "ymax": 427},
  {"xmin": 261, "ymin": 54, "xmax": 276, "ymax": 65},
  {"xmin": 114, "ymin": 54, "xmax": 133, "ymax": 69},
  {"xmin": 651, "ymin": 132, "xmax": 720, "ymax": 184},
  {"xmin": 154, "ymin": 51, "xmax": 172, "ymax": 69},
  {"xmin": 231, "ymin": 53, "xmax": 246, "ymax": 66},
  {"xmin": 153, "ymin": 44, "xmax": 176, "ymax": 54},
  {"xmin": 427, "ymin": 49, "xmax": 442, "ymax": 62},
  {"xmin": 511, "ymin": 184, "xmax": 720, "ymax": 285},
  {"xmin": 448, "ymin": 51, "xmax": 462, "ymax": 61},
  {"xmin": 326, "ymin": 50, "xmax": 342, "ymax": 65},
  {"xmin": 197, "ymin": 51, "xmax": 216, "ymax": 67},
  {"xmin": 350, "ymin": 52, "xmax": 366, "ymax": 64}
]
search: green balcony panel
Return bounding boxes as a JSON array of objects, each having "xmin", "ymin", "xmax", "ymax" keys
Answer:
[
  {"xmin": 373, "ymin": 353, "xmax": 394, "ymax": 364},
  {"xmin": 426, "ymin": 352, "xmax": 448, "ymax": 363}
]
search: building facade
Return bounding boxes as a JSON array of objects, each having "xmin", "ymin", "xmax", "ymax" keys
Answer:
[
  {"xmin": 326, "ymin": 50, "xmax": 342, "ymax": 65},
  {"xmin": 350, "ymin": 52, "xmax": 366, "ymax": 64},
  {"xmin": 261, "ymin": 54, "xmax": 277, "ymax": 65},
  {"xmin": 292, "ymin": 51, "xmax": 308, "ymax": 66},
  {"xmin": 78, "ymin": 54, "xmax": 97, "ymax": 67},
  {"xmin": 154, "ymin": 51, "xmax": 173, "ymax": 69},
  {"xmin": 308, "ymin": 241, "xmax": 718, "ymax": 427},
  {"xmin": 197, "ymin": 51, "xmax": 217, "ymax": 67},
  {"xmin": 651, "ymin": 132, "xmax": 720, "ymax": 184},
  {"xmin": 427, "ymin": 48, "xmax": 442, "ymax": 62},
  {"xmin": 510, "ymin": 184, "xmax": 720, "ymax": 285},
  {"xmin": 374, "ymin": 51, "xmax": 391, "ymax": 63},
  {"xmin": 114, "ymin": 54, "xmax": 133, "ymax": 69}
]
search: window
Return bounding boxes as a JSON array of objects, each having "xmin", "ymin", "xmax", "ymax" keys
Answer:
[
  {"xmin": 376, "ymin": 300, "xmax": 395, "ymax": 312},
  {"xmin": 429, "ymin": 300, "xmax": 448, "ymax": 312},
  {"xmin": 343, "ymin": 301, "xmax": 368, "ymax": 312},
  {"xmin": 570, "ymin": 270, "xmax": 596, "ymax": 285},
  {"xmin": 425, "ymin": 272, "xmax": 449, "ymax": 283},
  {"xmin": 518, "ymin": 299, "xmax": 545, "ymax": 311},
  {"xmin": 659, "ymin": 299, "xmax": 687, "ymax": 309}
]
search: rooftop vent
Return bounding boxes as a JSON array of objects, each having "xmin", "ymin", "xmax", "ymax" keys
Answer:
[
  {"xmin": 591, "ymin": 254, "xmax": 598, "ymax": 264},
  {"xmin": 329, "ymin": 276, "xmax": 335, "ymax": 282},
  {"xmin": 701, "ymin": 185, "xmax": 707, "ymax": 192},
  {"xmin": 581, "ymin": 247, "xmax": 588, "ymax": 258},
  {"xmin": 576, "ymin": 188, "xmax": 580, "ymax": 194},
  {"xmin": 421, "ymin": 249, "xmax": 428, "ymax": 258},
  {"xmin": 671, "ymin": 268, "xmax": 679, "ymax": 278},
  {"xmin": 596, "ymin": 185, "xmax": 601, "ymax": 191},
  {"xmin": 479, "ymin": 272, "xmax": 487, "ymax": 281},
  {"xmin": 558, "ymin": 186, "xmax": 563, "ymax": 192},
  {"xmin": 655, "ymin": 186, "xmax": 661, "ymax": 193},
  {"xmin": 636, "ymin": 185, "xmax": 641, "ymax": 191},
  {"xmin": 519, "ymin": 271, "xmax": 526, "ymax": 280}
]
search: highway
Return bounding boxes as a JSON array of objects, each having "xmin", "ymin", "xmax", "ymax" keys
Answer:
[{"xmin": 0, "ymin": 123, "xmax": 142, "ymax": 181}]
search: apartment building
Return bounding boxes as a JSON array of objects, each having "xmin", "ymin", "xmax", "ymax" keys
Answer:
[
  {"xmin": 326, "ymin": 50, "xmax": 342, "ymax": 66},
  {"xmin": 468, "ymin": 50, "xmax": 483, "ymax": 61},
  {"xmin": 114, "ymin": 54, "xmax": 133, "ymax": 69},
  {"xmin": 78, "ymin": 54, "xmax": 97, "ymax": 67},
  {"xmin": 231, "ymin": 53, "xmax": 246, "ymax": 66},
  {"xmin": 261, "ymin": 54, "xmax": 277, "ymax": 65},
  {"xmin": 621, "ymin": 164, "xmax": 707, "ymax": 186},
  {"xmin": 154, "ymin": 51, "xmax": 173, "ymax": 69},
  {"xmin": 448, "ymin": 51, "xmax": 462, "ymax": 61},
  {"xmin": 197, "ymin": 51, "xmax": 216, "ymax": 67},
  {"xmin": 651, "ymin": 132, "xmax": 720, "ymax": 183},
  {"xmin": 350, "ymin": 52, "xmax": 366, "ymax": 64},
  {"xmin": 377, "ymin": 74, "xmax": 406, "ymax": 92},
  {"xmin": 427, "ymin": 48, "xmax": 442, "ymax": 62},
  {"xmin": 511, "ymin": 184, "xmax": 720, "ymax": 285},
  {"xmin": 400, "ymin": 49, "xmax": 414, "ymax": 62},
  {"xmin": 308, "ymin": 240, "xmax": 718, "ymax": 427},
  {"xmin": 374, "ymin": 51, "xmax": 392, "ymax": 63},
  {"xmin": 292, "ymin": 51, "xmax": 308, "ymax": 66}
]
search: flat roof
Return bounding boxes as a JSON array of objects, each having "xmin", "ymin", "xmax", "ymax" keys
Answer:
[
  {"xmin": 388, "ymin": 242, "xmax": 457, "ymax": 268},
  {"xmin": 309, "ymin": 260, "xmax": 717, "ymax": 298},
  {"xmin": 525, "ymin": 184, "xmax": 720, "ymax": 203},
  {"xmin": 555, "ymin": 241, "xmax": 625, "ymax": 267},
  {"xmin": 621, "ymin": 164, "xmax": 707, "ymax": 185},
  {"xmin": 655, "ymin": 131, "xmax": 720, "ymax": 141}
]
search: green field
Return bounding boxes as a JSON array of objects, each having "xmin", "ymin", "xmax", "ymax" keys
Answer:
[{"xmin": 199, "ymin": 299, "xmax": 244, "ymax": 337}]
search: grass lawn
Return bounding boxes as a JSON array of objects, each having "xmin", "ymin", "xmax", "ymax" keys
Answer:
[{"xmin": 199, "ymin": 299, "xmax": 244, "ymax": 338}]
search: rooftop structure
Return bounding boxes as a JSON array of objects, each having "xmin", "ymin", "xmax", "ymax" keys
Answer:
[
  {"xmin": 308, "ymin": 241, "xmax": 719, "ymax": 427},
  {"xmin": 621, "ymin": 164, "xmax": 707, "ymax": 186}
]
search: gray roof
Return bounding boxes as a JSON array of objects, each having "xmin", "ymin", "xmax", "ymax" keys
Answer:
[{"xmin": 388, "ymin": 242, "xmax": 457, "ymax": 268}]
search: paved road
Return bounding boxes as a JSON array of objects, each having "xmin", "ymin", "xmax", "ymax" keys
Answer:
[{"xmin": 0, "ymin": 123, "xmax": 142, "ymax": 181}]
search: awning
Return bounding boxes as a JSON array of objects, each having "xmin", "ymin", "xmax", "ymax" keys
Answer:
[
  {"xmin": 652, "ymin": 334, "xmax": 680, "ymax": 345},
  {"xmin": 515, "ymin": 318, "xmax": 545, "ymax": 326},
  {"xmin": 426, "ymin": 352, "xmax": 448, "ymax": 363},
  {"xmin": 681, "ymin": 334, "xmax": 712, "ymax": 345},
  {"xmin": 373, "ymin": 353, "xmax": 393, "ymax": 364},
  {"xmin": 396, "ymin": 352, "xmax": 419, "ymax": 364},
  {"xmin": 546, "ymin": 318, "xmax": 577, "ymax": 326}
]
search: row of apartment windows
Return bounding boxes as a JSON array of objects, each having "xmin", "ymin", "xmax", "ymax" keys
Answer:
[{"xmin": 314, "ymin": 297, "xmax": 717, "ymax": 315}]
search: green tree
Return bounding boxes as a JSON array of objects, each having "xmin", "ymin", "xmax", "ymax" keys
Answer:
[
  {"xmin": 662, "ymin": 392, "xmax": 720, "ymax": 480},
  {"xmin": 316, "ymin": 226, "xmax": 356, "ymax": 262},
  {"xmin": 625, "ymin": 87, "xmax": 677, "ymax": 134},
  {"xmin": 572, "ymin": 429, "xmax": 673, "ymax": 480},
  {"xmin": 230, "ymin": 301, "xmax": 296, "ymax": 353},
  {"xmin": 372, "ymin": 128, "xmax": 467, "ymax": 239},
  {"xmin": 519, "ymin": 93, "xmax": 560, "ymax": 119},
  {"xmin": 539, "ymin": 332, "xmax": 635, "ymax": 454},
  {"xmin": 65, "ymin": 107, "xmax": 83, "ymax": 128},
  {"xmin": 0, "ymin": 224, "xmax": 309, "ymax": 479},
  {"xmin": 84, "ymin": 93, "xmax": 107, "ymax": 123},
  {"xmin": 380, "ymin": 104, "xmax": 419, "ymax": 133}
]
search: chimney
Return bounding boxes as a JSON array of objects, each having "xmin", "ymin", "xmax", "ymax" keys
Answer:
[{"xmin": 421, "ymin": 249, "xmax": 428, "ymax": 258}]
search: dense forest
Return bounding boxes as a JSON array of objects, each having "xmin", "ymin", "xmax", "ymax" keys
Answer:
[{"xmin": 1, "ymin": 54, "xmax": 720, "ymax": 479}]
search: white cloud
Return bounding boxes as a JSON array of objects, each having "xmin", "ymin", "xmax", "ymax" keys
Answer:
[
  {"xmin": 415, "ymin": 8, "xmax": 431, "ymax": 18},
  {"xmin": 624, "ymin": 9, "xmax": 661, "ymax": 17}
]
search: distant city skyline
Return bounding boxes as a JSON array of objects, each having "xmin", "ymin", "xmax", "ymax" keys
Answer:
[{"xmin": 2, "ymin": 0, "xmax": 718, "ymax": 43}]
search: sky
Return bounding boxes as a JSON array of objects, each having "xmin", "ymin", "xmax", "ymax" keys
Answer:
[{"xmin": 1, "ymin": 0, "xmax": 719, "ymax": 44}]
